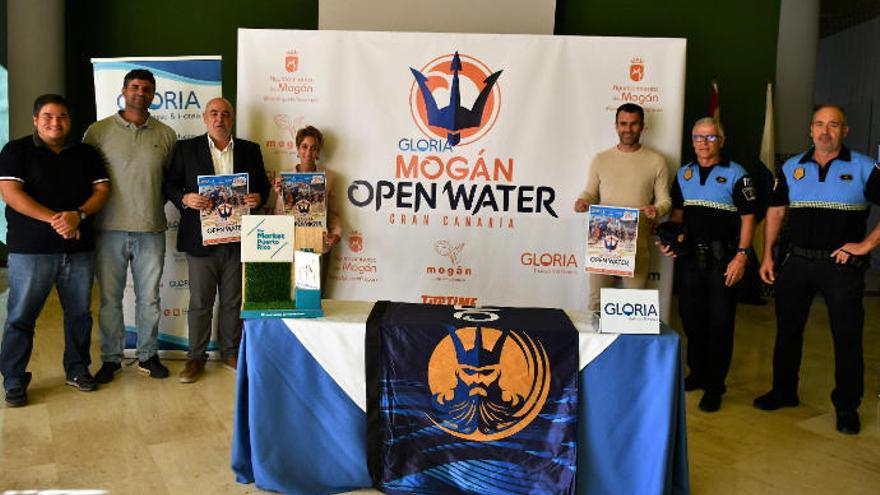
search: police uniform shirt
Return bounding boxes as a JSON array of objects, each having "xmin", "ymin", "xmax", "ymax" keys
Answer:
[
  {"xmin": 770, "ymin": 146, "xmax": 880, "ymax": 250},
  {"xmin": 0, "ymin": 134, "xmax": 109, "ymax": 254},
  {"xmin": 671, "ymin": 158, "xmax": 756, "ymax": 243}
]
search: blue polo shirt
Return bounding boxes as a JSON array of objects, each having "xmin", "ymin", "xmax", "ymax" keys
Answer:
[
  {"xmin": 771, "ymin": 146, "xmax": 880, "ymax": 250},
  {"xmin": 0, "ymin": 134, "xmax": 109, "ymax": 254},
  {"xmin": 671, "ymin": 158, "xmax": 756, "ymax": 243}
]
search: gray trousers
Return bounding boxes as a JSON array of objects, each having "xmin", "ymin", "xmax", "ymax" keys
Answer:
[{"xmin": 186, "ymin": 244, "xmax": 242, "ymax": 359}]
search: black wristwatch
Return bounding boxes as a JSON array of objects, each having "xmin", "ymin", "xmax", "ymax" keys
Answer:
[{"xmin": 77, "ymin": 208, "xmax": 88, "ymax": 221}]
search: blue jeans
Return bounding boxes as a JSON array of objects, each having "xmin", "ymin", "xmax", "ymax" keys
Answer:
[
  {"xmin": 0, "ymin": 252, "xmax": 95, "ymax": 391},
  {"xmin": 95, "ymin": 231, "xmax": 165, "ymax": 362}
]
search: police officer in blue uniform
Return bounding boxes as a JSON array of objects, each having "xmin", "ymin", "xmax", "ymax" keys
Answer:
[
  {"xmin": 659, "ymin": 117, "xmax": 756, "ymax": 412},
  {"xmin": 755, "ymin": 104, "xmax": 880, "ymax": 435}
]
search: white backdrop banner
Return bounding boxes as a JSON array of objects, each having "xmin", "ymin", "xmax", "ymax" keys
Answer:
[
  {"xmin": 237, "ymin": 29, "xmax": 684, "ymax": 314},
  {"xmin": 92, "ymin": 56, "xmax": 222, "ymax": 353}
]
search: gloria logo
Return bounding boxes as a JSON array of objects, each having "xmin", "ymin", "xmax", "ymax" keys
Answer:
[
  {"xmin": 629, "ymin": 57, "xmax": 645, "ymax": 82},
  {"xmin": 426, "ymin": 326, "xmax": 550, "ymax": 441},
  {"xmin": 521, "ymin": 252, "xmax": 578, "ymax": 268},
  {"xmin": 409, "ymin": 51, "xmax": 503, "ymax": 146},
  {"xmin": 285, "ymin": 50, "xmax": 299, "ymax": 72},
  {"xmin": 349, "ymin": 230, "xmax": 364, "ymax": 253},
  {"xmin": 603, "ymin": 301, "xmax": 658, "ymax": 317},
  {"xmin": 428, "ymin": 239, "xmax": 471, "ymax": 279},
  {"xmin": 116, "ymin": 90, "xmax": 201, "ymax": 111}
]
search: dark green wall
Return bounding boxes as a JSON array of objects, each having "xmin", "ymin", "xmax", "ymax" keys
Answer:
[
  {"xmin": 65, "ymin": 0, "xmax": 318, "ymax": 139},
  {"xmin": 64, "ymin": 0, "xmax": 780, "ymax": 170},
  {"xmin": 0, "ymin": 0, "xmax": 6, "ymax": 67},
  {"xmin": 556, "ymin": 0, "xmax": 781, "ymax": 171}
]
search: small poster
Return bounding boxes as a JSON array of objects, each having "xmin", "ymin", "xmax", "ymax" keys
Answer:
[
  {"xmin": 295, "ymin": 250, "xmax": 321, "ymax": 291},
  {"xmin": 279, "ymin": 172, "xmax": 327, "ymax": 229},
  {"xmin": 198, "ymin": 173, "xmax": 249, "ymax": 246},
  {"xmin": 585, "ymin": 205, "xmax": 639, "ymax": 277}
]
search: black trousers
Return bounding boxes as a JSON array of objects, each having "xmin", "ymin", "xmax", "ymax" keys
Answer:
[
  {"xmin": 773, "ymin": 254, "xmax": 865, "ymax": 411},
  {"xmin": 678, "ymin": 254, "xmax": 738, "ymax": 396}
]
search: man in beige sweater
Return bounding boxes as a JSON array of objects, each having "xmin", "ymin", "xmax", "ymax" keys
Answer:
[{"xmin": 573, "ymin": 103, "xmax": 672, "ymax": 312}]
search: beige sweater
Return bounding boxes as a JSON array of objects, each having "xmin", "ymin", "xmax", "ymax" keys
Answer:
[{"xmin": 578, "ymin": 145, "xmax": 672, "ymax": 220}]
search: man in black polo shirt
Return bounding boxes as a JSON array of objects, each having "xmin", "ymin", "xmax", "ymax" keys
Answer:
[
  {"xmin": 755, "ymin": 104, "xmax": 880, "ymax": 434},
  {"xmin": 0, "ymin": 94, "xmax": 110, "ymax": 407}
]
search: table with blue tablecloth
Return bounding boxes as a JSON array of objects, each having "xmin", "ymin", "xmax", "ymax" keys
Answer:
[{"xmin": 232, "ymin": 301, "xmax": 689, "ymax": 495}]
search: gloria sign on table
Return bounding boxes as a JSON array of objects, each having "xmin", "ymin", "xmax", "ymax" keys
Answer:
[{"xmin": 599, "ymin": 288, "xmax": 660, "ymax": 334}]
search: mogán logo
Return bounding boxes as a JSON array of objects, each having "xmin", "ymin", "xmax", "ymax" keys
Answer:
[
  {"xmin": 629, "ymin": 57, "xmax": 645, "ymax": 82},
  {"xmin": 285, "ymin": 51, "xmax": 299, "ymax": 72},
  {"xmin": 349, "ymin": 230, "xmax": 364, "ymax": 253},
  {"xmin": 265, "ymin": 114, "xmax": 303, "ymax": 152},
  {"xmin": 428, "ymin": 239, "xmax": 471, "ymax": 279}
]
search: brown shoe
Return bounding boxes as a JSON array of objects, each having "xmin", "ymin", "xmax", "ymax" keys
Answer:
[
  {"xmin": 222, "ymin": 356, "xmax": 238, "ymax": 373},
  {"xmin": 179, "ymin": 359, "xmax": 205, "ymax": 383}
]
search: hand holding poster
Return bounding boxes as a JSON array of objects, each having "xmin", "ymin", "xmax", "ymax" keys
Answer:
[
  {"xmin": 198, "ymin": 173, "xmax": 250, "ymax": 245},
  {"xmin": 585, "ymin": 205, "xmax": 639, "ymax": 277},
  {"xmin": 279, "ymin": 172, "xmax": 327, "ymax": 228}
]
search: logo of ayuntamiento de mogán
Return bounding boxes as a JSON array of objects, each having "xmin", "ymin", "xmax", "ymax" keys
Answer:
[
  {"xmin": 409, "ymin": 52, "xmax": 503, "ymax": 147},
  {"xmin": 426, "ymin": 325, "xmax": 550, "ymax": 441}
]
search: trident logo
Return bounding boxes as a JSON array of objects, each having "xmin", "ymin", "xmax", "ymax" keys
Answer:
[{"xmin": 410, "ymin": 52, "xmax": 503, "ymax": 146}]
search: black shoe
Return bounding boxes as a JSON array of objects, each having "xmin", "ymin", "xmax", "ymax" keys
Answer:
[
  {"xmin": 698, "ymin": 393, "xmax": 722, "ymax": 412},
  {"xmin": 66, "ymin": 373, "xmax": 98, "ymax": 392},
  {"xmin": 684, "ymin": 374, "xmax": 703, "ymax": 392},
  {"xmin": 137, "ymin": 355, "xmax": 169, "ymax": 379},
  {"xmin": 836, "ymin": 410, "xmax": 860, "ymax": 435},
  {"xmin": 95, "ymin": 361, "xmax": 122, "ymax": 384},
  {"xmin": 5, "ymin": 387, "xmax": 27, "ymax": 407},
  {"xmin": 753, "ymin": 390, "xmax": 799, "ymax": 411},
  {"xmin": 5, "ymin": 372, "xmax": 33, "ymax": 407}
]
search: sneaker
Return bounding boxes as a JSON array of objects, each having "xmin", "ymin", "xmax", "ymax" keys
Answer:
[
  {"xmin": 137, "ymin": 355, "xmax": 170, "ymax": 379},
  {"xmin": 753, "ymin": 390, "xmax": 799, "ymax": 411},
  {"xmin": 178, "ymin": 359, "xmax": 205, "ymax": 384},
  {"xmin": 222, "ymin": 356, "xmax": 238, "ymax": 373},
  {"xmin": 95, "ymin": 361, "xmax": 122, "ymax": 384},
  {"xmin": 66, "ymin": 373, "xmax": 98, "ymax": 392}
]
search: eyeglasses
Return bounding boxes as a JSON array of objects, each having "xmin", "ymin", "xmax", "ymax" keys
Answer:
[{"xmin": 692, "ymin": 134, "xmax": 719, "ymax": 143}]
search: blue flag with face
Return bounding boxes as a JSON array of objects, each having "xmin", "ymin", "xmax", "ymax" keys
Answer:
[{"xmin": 366, "ymin": 301, "xmax": 578, "ymax": 495}]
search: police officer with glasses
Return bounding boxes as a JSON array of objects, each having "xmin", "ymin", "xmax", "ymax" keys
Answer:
[
  {"xmin": 754, "ymin": 104, "xmax": 880, "ymax": 435},
  {"xmin": 658, "ymin": 117, "xmax": 755, "ymax": 413}
]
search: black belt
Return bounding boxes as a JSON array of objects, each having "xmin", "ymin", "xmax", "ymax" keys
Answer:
[
  {"xmin": 790, "ymin": 246, "xmax": 834, "ymax": 260},
  {"xmin": 789, "ymin": 246, "xmax": 868, "ymax": 267}
]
